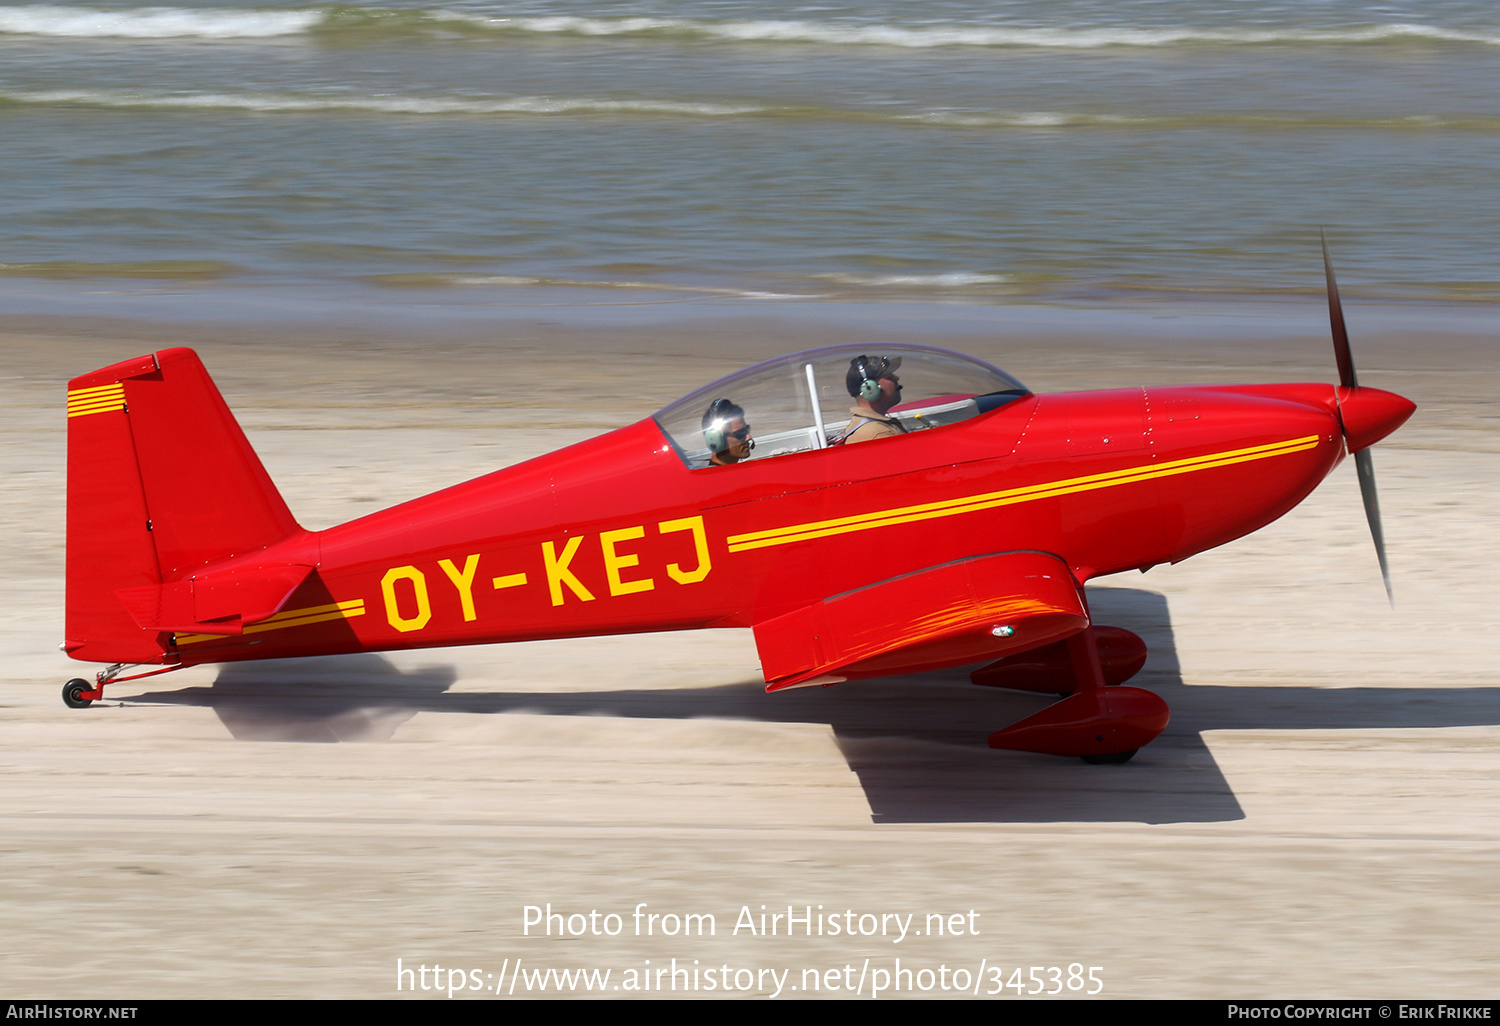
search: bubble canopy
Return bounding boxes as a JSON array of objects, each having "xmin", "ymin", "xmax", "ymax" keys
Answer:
[{"xmin": 654, "ymin": 343, "xmax": 1029, "ymax": 468}]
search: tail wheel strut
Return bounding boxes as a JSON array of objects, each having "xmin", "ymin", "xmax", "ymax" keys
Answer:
[{"xmin": 59, "ymin": 663, "xmax": 183, "ymax": 708}]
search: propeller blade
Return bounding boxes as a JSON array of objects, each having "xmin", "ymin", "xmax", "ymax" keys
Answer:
[
  {"xmin": 1354, "ymin": 448, "xmax": 1393, "ymax": 608},
  {"xmin": 1322, "ymin": 229, "xmax": 1358, "ymax": 389},
  {"xmin": 1323, "ymin": 232, "xmax": 1392, "ymax": 605}
]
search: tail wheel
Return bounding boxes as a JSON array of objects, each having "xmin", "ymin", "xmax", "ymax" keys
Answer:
[{"xmin": 62, "ymin": 679, "xmax": 94, "ymax": 709}]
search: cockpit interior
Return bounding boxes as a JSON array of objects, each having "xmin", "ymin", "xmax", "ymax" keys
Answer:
[{"xmin": 653, "ymin": 343, "xmax": 1030, "ymax": 468}]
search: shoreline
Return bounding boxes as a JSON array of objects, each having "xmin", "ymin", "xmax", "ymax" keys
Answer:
[
  {"xmin": 4, "ymin": 275, "xmax": 1499, "ymax": 341},
  {"xmin": 4, "ymin": 290, "xmax": 1490, "ymax": 433}
]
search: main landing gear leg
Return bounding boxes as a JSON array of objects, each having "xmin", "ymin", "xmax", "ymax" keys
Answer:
[
  {"xmin": 60, "ymin": 663, "xmax": 183, "ymax": 708},
  {"xmin": 969, "ymin": 625, "xmax": 1149, "ymax": 694},
  {"xmin": 986, "ymin": 626, "xmax": 1169, "ymax": 764}
]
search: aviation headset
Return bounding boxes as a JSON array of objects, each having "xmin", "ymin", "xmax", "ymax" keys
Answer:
[
  {"xmin": 702, "ymin": 398, "xmax": 747, "ymax": 453},
  {"xmin": 849, "ymin": 355, "xmax": 897, "ymax": 401}
]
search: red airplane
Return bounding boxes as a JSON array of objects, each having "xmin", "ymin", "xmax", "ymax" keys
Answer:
[{"xmin": 59, "ymin": 243, "xmax": 1414, "ymax": 763}]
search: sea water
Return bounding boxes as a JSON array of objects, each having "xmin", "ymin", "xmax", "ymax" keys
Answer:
[{"xmin": 1, "ymin": 0, "xmax": 1498, "ymax": 306}]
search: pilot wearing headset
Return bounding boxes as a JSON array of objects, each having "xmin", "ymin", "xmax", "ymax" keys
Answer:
[
  {"xmin": 702, "ymin": 398, "xmax": 754, "ymax": 466},
  {"xmin": 842, "ymin": 355, "xmax": 906, "ymax": 445}
]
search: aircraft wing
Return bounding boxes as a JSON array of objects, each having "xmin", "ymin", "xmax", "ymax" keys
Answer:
[{"xmin": 754, "ymin": 551, "xmax": 1088, "ymax": 691}]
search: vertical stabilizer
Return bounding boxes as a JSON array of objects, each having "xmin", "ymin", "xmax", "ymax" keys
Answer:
[{"xmin": 65, "ymin": 348, "xmax": 302, "ymax": 663}]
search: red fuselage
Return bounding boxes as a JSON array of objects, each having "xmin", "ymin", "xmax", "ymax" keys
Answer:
[{"xmin": 163, "ymin": 381, "xmax": 1392, "ymax": 667}]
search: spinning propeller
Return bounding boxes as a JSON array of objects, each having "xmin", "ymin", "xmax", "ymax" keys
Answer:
[{"xmin": 1321, "ymin": 230, "xmax": 1403, "ymax": 607}]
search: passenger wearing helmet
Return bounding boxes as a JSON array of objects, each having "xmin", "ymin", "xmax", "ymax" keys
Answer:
[
  {"xmin": 842, "ymin": 355, "xmax": 906, "ymax": 445},
  {"xmin": 702, "ymin": 398, "xmax": 753, "ymax": 466}
]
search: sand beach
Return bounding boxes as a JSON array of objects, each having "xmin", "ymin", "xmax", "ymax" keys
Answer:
[{"xmin": 1, "ymin": 298, "xmax": 1497, "ymax": 998}]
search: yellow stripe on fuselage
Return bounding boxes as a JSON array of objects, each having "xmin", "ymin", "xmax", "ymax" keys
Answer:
[
  {"xmin": 725, "ymin": 435, "xmax": 1322, "ymax": 553},
  {"xmin": 175, "ymin": 599, "xmax": 366, "ymax": 646}
]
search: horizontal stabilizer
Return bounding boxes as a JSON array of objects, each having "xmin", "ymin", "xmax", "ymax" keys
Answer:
[
  {"xmin": 116, "ymin": 564, "xmax": 313, "ymax": 635},
  {"xmin": 755, "ymin": 551, "xmax": 1087, "ymax": 690}
]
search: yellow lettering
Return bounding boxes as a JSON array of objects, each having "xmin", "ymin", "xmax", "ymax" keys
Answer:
[
  {"xmin": 542, "ymin": 537, "xmax": 595, "ymax": 606},
  {"xmin": 492, "ymin": 572, "xmax": 528, "ymax": 590},
  {"xmin": 438, "ymin": 554, "xmax": 481, "ymax": 621},
  {"xmin": 659, "ymin": 515, "xmax": 712, "ymax": 585},
  {"xmin": 600, "ymin": 525, "xmax": 655, "ymax": 597},
  {"xmin": 380, "ymin": 566, "xmax": 432, "ymax": 632}
]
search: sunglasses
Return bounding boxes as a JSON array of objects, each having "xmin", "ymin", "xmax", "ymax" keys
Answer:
[{"xmin": 725, "ymin": 425, "xmax": 752, "ymax": 442}]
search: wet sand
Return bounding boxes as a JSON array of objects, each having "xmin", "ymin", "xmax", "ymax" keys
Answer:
[{"xmin": 1, "ymin": 304, "xmax": 1497, "ymax": 998}]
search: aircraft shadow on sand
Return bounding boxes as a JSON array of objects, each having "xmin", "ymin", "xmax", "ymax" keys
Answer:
[{"xmin": 127, "ymin": 587, "xmax": 1500, "ymax": 826}]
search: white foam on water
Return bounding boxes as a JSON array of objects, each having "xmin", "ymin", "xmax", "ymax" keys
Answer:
[
  {"xmin": 0, "ymin": 88, "xmax": 766, "ymax": 117},
  {"xmin": 9, "ymin": 89, "xmax": 1497, "ymax": 134},
  {"xmin": 425, "ymin": 13, "xmax": 1500, "ymax": 49},
  {"xmin": 377, "ymin": 272, "xmax": 809, "ymax": 298},
  {"xmin": 817, "ymin": 272, "xmax": 1011, "ymax": 288},
  {"xmin": 898, "ymin": 111, "xmax": 1099, "ymax": 127},
  {"xmin": 0, "ymin": 4, "xmax": 321, "ymax": 38},
  {"xmin": 2, "ymin": 6, "xmax": 1496, "ymax": 49}
]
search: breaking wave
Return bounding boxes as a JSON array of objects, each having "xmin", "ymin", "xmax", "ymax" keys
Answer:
[
  {"xmin": 815, "ymin": 272, "xmax": 1011, "ymax": 288},
  {"xmin": 0, "ymin": 5, "xmax": 1496, "ymax": 49},
  {"xmin": 6, "ymin": 89, "xmax": 1500, "ymax": 133},
  {"xmin": 0, "ymin": 88, "xmax": 765, "ymax": 117},
  {"xmin": 0, "ymin": 5, "xmax": 322, "ymax": 38}
]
